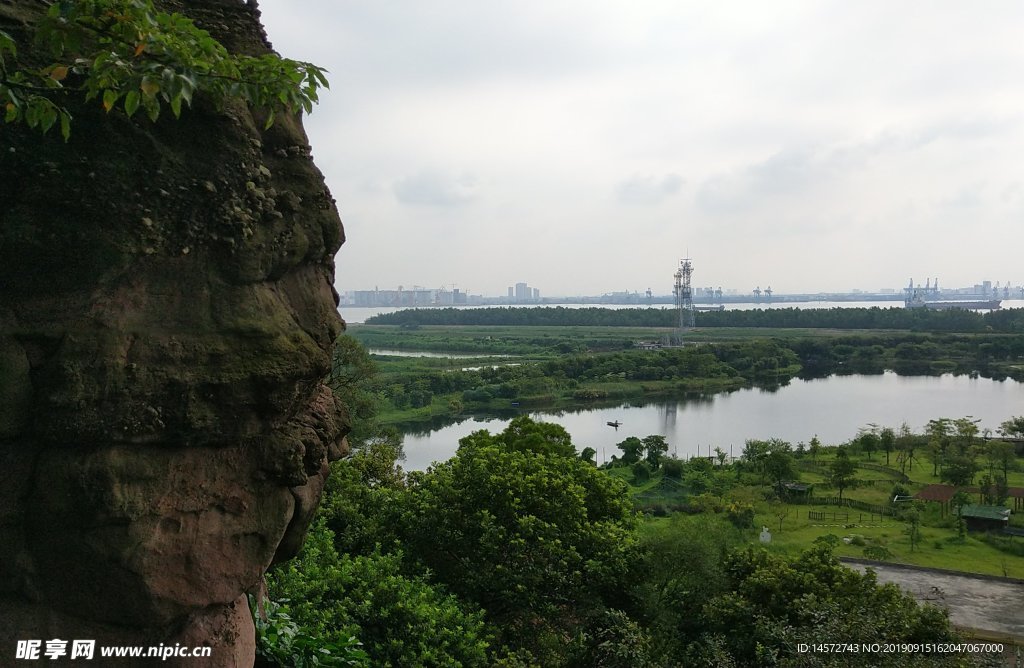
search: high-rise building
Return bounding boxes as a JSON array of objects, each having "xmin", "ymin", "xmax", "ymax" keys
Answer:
[{"xmin": 515, "ymin": 282, "xmax": 529, "ymax": 301}]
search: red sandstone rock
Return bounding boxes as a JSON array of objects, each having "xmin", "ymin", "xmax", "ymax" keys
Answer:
[{"xmin": 0, "ymin": 1, "xmax": 348, "ymax": 663}]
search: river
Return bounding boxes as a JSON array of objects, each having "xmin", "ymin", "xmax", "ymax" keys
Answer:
[{"xmin": 398, "ymin": 372, "xmax": 1024, "ymax": 471}]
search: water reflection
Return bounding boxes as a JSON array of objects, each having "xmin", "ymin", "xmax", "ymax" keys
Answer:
[{"xmin": 398, "ymin": 372, "xmax": 1024, "ymax": 471}]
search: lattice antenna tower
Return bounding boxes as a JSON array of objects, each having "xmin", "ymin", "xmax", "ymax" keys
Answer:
[{"xmin": 673, "ymin": 257, "xmax": 695, "ymax": 332}]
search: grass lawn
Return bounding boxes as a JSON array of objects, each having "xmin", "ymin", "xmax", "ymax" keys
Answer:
[
  {"xmin": 615, "ymin": 461, "xmax": 1024, "ymax": 580},
  {"xmin": 756, "ymin": 501, "xmax": 1024, "ymax": 579}
]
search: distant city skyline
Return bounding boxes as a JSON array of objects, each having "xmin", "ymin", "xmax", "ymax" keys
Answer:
[
  {"xmin": 342, "ymin": 278, "xmax": 1020, "ymax": 297},
  {"xmin": 340, "ymin": 277, "xmax": 1023, "ymax": 306},
  {"xmin": 260, "ymin": 2, "xmax": 1024, "ymax": 296}
]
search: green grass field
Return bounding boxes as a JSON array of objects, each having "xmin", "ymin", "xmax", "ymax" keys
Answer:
[{"xmin": 613, "ymin": 458, "xmax": 1024, "ymax": 580}]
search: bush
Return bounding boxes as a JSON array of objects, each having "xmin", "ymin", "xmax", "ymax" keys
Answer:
[
  {"xmin": 633, "ymin": 461, "xmax": 652, "ymax": 483},
  {"xmin": 688, "ymin": 457, "xmax": 714, "ymax": 474},
  {"xmin": 251, "ymin": 596, "xmax": 370, "ymax": 668},
  {"xmin": 726, "ymin": 502, "xmax": 755, "ymax": 529},
  {"xmin": 661, "ymin": 458, "xmax": 684, "ymax": 479},
  {"xmin": 890, "ymin": 483, "xmax": 911, "ymax": 501},
  {"xmin": 862, "ymin": 545, "xmax": 892, "ymax": 560},
  {"xmin": 267, "ymin": 524, "xmax": 492, "ymax": 667},
  {"xmin": 461, "ymin": 388, "xmax": 494, "ymax": 403}
]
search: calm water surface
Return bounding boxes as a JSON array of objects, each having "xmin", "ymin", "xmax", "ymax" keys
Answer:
[
  {"xmin": 368, "ymin": 348, "xmax": 506, "ymax": 359},
  {"xmin": 399, "ymin": 372, "xmax": 1024, "ymax": 470}
]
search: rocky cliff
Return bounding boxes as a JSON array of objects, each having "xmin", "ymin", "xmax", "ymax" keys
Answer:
[{"xmin": 0, "ymin": 1, "xmax": 348, "ymax": 665}]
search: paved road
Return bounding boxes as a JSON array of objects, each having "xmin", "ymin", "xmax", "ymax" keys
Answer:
[{"xmin": 846, "ymin": 561, "xmax": 1024, "ymax": 637}]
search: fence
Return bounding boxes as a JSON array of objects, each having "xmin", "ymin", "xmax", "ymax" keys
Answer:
[
  {"xmin": 808, "ymin": 510, "xmax": 848, "ymax": 522},
  {"xmin": 858, "ymin": 462, "xmax": 911, "ymax": 482},
  {"xmin": 793, "ymin": 495, "xmax": 897, "ymax": 517}
]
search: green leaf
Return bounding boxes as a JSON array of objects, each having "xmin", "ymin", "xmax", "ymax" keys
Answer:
[
  {"xmin": 60, "ymin": 111, "xmax": 71, "ymax": 141},
  {"xmin": 40, "ymin": 106, "xmax": 57, "ymax": 133},
  {"xmin": 102, "ymin": 88, "xmax": 118, "ymax": 113},
  {"xmin": 124, "ymin": 90, "xmax": 140, "ymax": 117},
  {"xmin": 169, "ymin": 93, "xmax": 182, "ymax": 118}
]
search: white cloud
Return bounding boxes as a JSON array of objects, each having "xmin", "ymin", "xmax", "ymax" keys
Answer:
[
  {"xmin": 394, "ymin": 170, "xmax": 479, "ymax": 207},
  {"xmin": 617, "ymin": 174, "xmax": 684, "ymax": 205}
]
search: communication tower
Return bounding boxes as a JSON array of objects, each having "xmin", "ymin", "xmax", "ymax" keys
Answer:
[{"xmin": 673, "ymin": 258, "xmax": 696, "ymax": 333}]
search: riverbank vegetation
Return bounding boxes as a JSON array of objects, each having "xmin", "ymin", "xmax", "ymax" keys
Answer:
[{"xmin": 345, "ymin": 326, "xmax": 1024, "ymax": 427}]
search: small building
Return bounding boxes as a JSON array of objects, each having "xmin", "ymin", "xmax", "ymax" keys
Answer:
[
  {"xmin": 783, "ymin": 482, "xmax": 814, "ymax": 500},
  {"xmin": 957, "ymin": 504, "xmax": 1011, "ymax": 533}
]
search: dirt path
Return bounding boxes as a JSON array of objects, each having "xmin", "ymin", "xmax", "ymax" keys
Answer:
[{"xmin": 844, "ymin": 560, "xmax": 1024, "ymax": 638}]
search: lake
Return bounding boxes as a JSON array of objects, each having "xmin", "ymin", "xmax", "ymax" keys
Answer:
[{"xmin": 399, "ymin": 372, "xmax": 1024, "ymax": 470}]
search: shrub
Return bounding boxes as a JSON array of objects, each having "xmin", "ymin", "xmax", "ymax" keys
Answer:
[
  {"xmin": 862, "ymin": 545, "xmax": 892, "ymax": 560},
  {"xmin": 251, "ymin": 596, "xmax": 370, "ymax": 668},
  {"xmin": 726, "ymin": 502, "xmax": 755, "ymax": 529},
  {"xmin": 661, "ymin": 458, "xmax": 684, "ymax": 479}
]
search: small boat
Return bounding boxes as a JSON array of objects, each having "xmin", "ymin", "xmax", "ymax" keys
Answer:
[{"xmin": 607, "ymin": 420, "xmax": 622, "ymax": 428}]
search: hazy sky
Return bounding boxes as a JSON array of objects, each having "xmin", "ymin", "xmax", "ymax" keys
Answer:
[{"xmin": 259, "ymin": 1, "xmax": 1024, "ymax": 297}]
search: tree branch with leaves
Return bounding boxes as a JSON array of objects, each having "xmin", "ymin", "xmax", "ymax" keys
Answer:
[{"xmin": 1, "ymin": 0, "xmax": 327, "ymax": 140}]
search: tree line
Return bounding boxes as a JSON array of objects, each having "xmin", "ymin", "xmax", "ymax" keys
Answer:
[{"xmin": 366, "ymin": 305, "xmax": 1024, "ymax": 332}]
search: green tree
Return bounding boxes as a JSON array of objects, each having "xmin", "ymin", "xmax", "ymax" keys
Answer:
[
  {"xmin": 317, "ymin": 437, "xmax": 406, "ymax": 558},
  {"xmin": 903, "ymin": 503, "xmax": 923, "ymax": 552},
  {"xmin": 698, "ymin": 544, "xmax": 957, "ymax": 667},
  {"xmin": 632, "ymin": 460, "xmax": 651, "ymax": 483},
  {"xmin": 631, "ymin": 515, "xmax": 745, "ymax": 661},
  {"xmin": 940, "ymin": 455, "xmax": 976, "ymax": 488},
  {"xmin": 951, "ymin": 491, "xmax": 971, "ymax": 540},
  {"xmin": 857, "ymin": 426, "xmax": 879, "ymax": 460},
  {"xmin": 895, "ymin": 422, "xmax": 917, "ymax": 475},
  {"xmin": 808, "ymin": 435, "xmax": 822, "ymax": 462},
  {"xmin": 267, "ymin": 521, "xmax": 492, "ymax": 668},
  {"xmin": 252, "ymin": 595, "xmax": 370, "ymax": 668},
  {"xmin": 985, "ymin": 439, "xmax": 1015, "ymax": 482},
  {"xmin": 763, "ymin": 443, "xmax": 796, "ymax": 497},
  {"xmin": 583, "ymin": 609, "xmax": 656, "ymax": 668},
  {"xmin": 641, "ymin": 434, "xmax": 669, "ymax": 469},
  {"xmin": 926, "ymin": 418, "xmax": 952, "ymax": 477},
  {"xmin": 998, "ymin": 416, "xmax": 1024, "ymax": 438},
  {"xmin": 661, "ymin": 457, "xmax": 684, "ymax": 479},
  {"xmin": 329, "ymin": 336, "xmax": 381, "ymax": 444},
  {"xmin": 979, "ymin": 474, "xmax": 997, "ymax": 506},
  {"xmin": 879, "ymin": 426, "xmax": 896, "ymax": 466},
  {"xmin": 397, "ymin": 428, "xmax": 640, "ymax": 662},
  {"xmin": 462, "ymin": 415, "xmax": 576, "ymax": 458},
  {"xmin": 617, "ymin": 436, "xmax": 644, "ymax": 465},
  {"xmin": 952, "ymin": 417, "xmax": 980, "ymax": 456},
  {"xmin": 741, "ymin": 439, "xmax": 771, "ymax": 484},
  {"xmin": 829, "ymin": 448, "xmax": 857, "ymax": 501},
  {"xmin": 1, "ymin": 0, "xmax": 327, "ymax": 140}
]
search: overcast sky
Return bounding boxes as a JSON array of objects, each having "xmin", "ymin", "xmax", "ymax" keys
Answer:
[{"xmin": 258, "ymin": 1, "xmax": 1024, "ymax": 297}]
